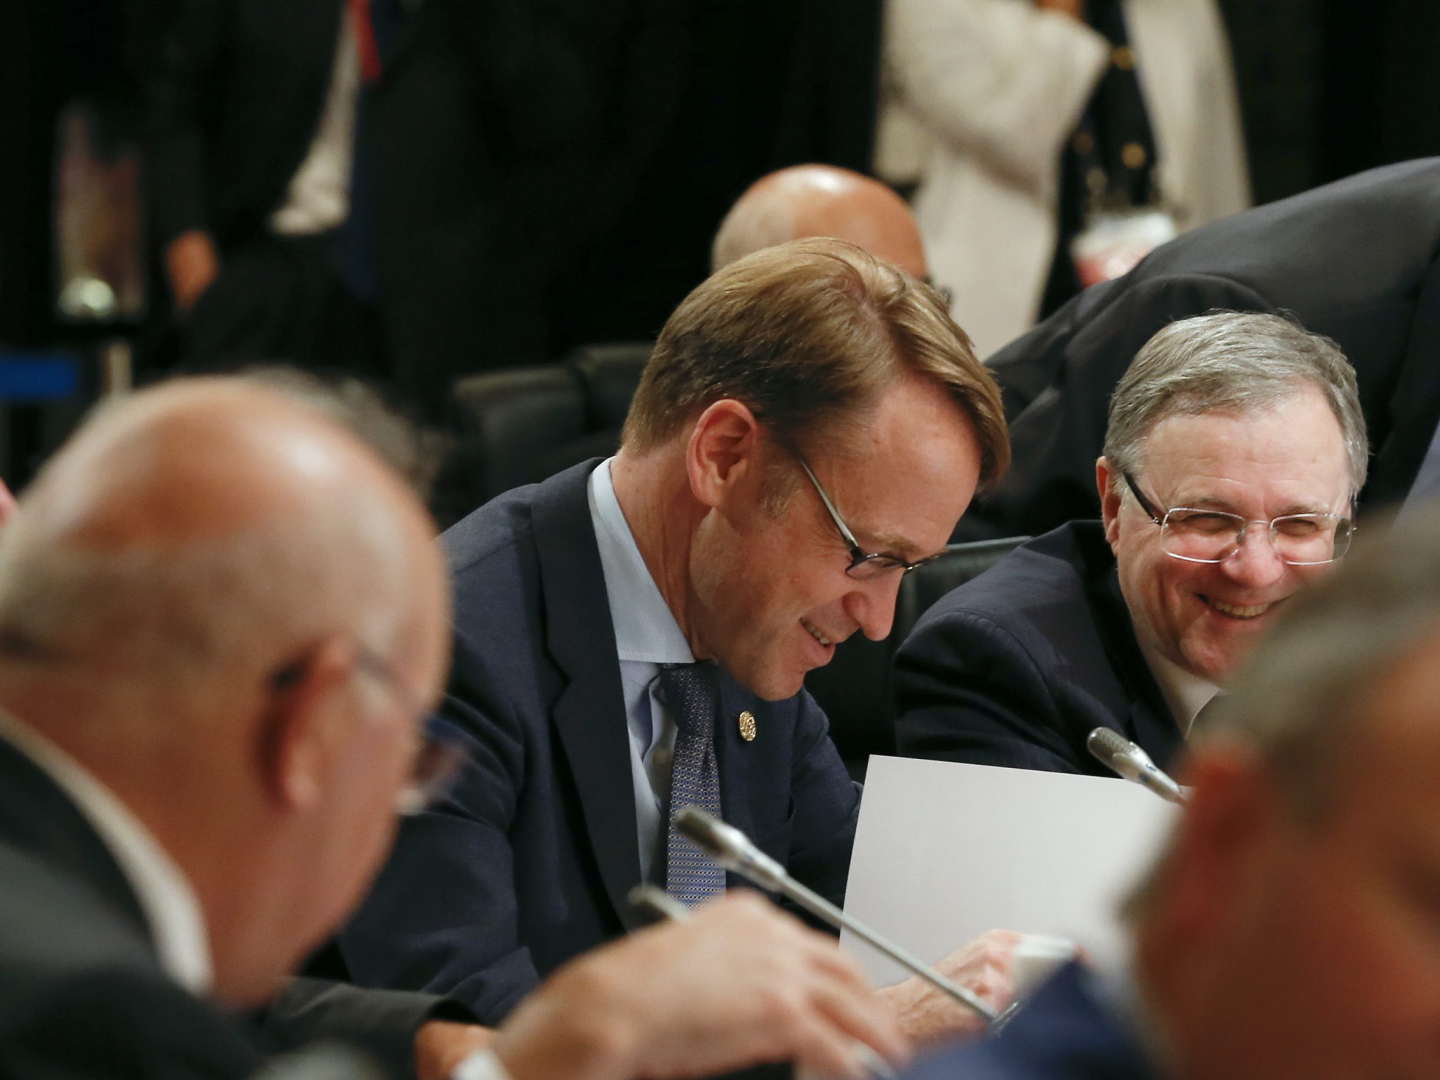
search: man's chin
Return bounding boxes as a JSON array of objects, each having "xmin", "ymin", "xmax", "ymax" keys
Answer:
[
  {"xmin": 1181, "ymin": 639, "xmax": 1251, "ymax": 686},
  {"xmin": 730, "ymin": 659, "xmax": 809, "ymax": 702}
]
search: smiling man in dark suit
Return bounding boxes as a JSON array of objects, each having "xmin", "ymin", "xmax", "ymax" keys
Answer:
[
  {"xmin": 903, "ymin": 503, "xmax": 1440, "ymax": 1080},
  {"xmin": 339, "ymin": 237, "xmax": 1017, "ymax": 1039},
  {"xmin": 895, "ymin": 312, "xmax": 1367, "ymax": 775}
]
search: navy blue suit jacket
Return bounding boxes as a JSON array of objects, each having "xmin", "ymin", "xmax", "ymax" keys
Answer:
[
  {"xmin": 894, "ymin": 522, "xmax": 1184, "ymax": 775},
  {"xmin": 339, "ymin": 461, "xmax": 862, "ymax": 1023},
  {"xmin": 904, "ymin": 963, "xmax": 1162, "ymax": 1080}
]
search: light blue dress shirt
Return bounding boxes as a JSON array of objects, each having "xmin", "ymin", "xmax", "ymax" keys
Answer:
[{"xmin": 587, "ymin": 458, "xmax": 696, "ymax": 883}]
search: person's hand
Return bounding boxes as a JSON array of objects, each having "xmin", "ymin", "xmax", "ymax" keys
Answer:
[
  {"xmin": 876, "ymin": 929, "xmax": 1021, "ymax": 1047},
  {"xmin": 1035, "ymin": 0, "xmax": 1085, "ymax": 19},
  {"xmin": 414, "ymin": 1019, "xmax": 496, "ymax": 1080},
  {"xmin": 165, "ymin": 229, "xmax": 220, "ymax": 314},
  {"xmin": 492, "ymin": 892, "xmax": 910, "ymax": 1080}
]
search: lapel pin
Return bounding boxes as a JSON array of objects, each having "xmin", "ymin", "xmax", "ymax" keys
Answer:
[{"xmin": 737, "ymin": 710, "xmax": 757, "ymax": 742}]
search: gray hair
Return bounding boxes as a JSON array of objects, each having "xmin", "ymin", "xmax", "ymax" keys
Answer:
[{"xmin": 1103, "ymin": 312, "xmax": 1368, "ymax": 495}]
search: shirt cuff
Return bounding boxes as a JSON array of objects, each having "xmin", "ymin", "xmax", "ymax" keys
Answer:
[{"xmin": 451, "ymin": 1049, "xmax": 515, "ymax": 1080}]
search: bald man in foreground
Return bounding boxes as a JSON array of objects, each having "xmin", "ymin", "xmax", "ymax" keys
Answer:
[{"xmin": 0, "ymin": 378, "xmax": 908, "ymax": 1080}]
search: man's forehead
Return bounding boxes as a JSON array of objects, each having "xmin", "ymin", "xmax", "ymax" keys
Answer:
[{"xmin": 1139, "ymin": 400, "xmax": 1349, "ymax": 493}]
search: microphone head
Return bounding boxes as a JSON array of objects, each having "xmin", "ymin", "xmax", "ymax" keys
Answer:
[
  {"xmin": 675, "ymin": 805, "xmax": 740, "ymax": 861},
  {"xmin": 1087, "ymin": 726, "xmax": 1135, "ymax": 773},
  {"xmin": 675, "ymin": 806, "xmax": 789, "ymax": 890}
]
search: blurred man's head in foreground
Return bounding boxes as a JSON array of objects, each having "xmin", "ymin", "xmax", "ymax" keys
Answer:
[{"xmin": 1132, "ymin": 505, "xmax": 1440, "ymax": 1080}]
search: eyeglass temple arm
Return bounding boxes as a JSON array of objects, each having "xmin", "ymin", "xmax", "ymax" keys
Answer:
[
  {"xmin": 797, "ymin": 457, "xmax": 864, "ymax": 551},
  {"xmin": 1121, "ymin": 471, "xmax": 1165, "ymax": 524}
]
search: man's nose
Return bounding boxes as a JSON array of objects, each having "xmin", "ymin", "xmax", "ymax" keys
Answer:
[
  {"xmin": 843, "ymin": 572, "xmax": 902, "ymax": 642},
  {"xmin": 1221, "ymin": 525, "xmax": 1288, "ymax": 588}
]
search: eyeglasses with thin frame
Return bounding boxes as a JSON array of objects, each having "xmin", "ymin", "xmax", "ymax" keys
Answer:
[
  {"xmin": 796, "ymin": 456, "xmax": 944, "ymax": 579},
  {"xmin": 270, "ymin": 647, "xmax": 466, "ymax": 816},
  {"xmin": 1121, "ymin": 471, "xmax": 1355, "ymax": 567}
]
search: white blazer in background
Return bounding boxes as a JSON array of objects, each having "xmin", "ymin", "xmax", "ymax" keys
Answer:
[{"xmin": 879, "ymin": 0, "xmax": 1250, "ymax": 358}]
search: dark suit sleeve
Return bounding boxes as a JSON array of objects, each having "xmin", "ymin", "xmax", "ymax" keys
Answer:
[
  {"xmin": 258, "ymin": 979, "xmax": 476, "ymax": 1080},
  {"xmin": 892, "ymin": 609, "xmax": 1082, "ymax": 773},
  {"xmin": 4, "ymin": 969, "xmax": 263, "ymax": 1080},
  {"xmin": 338, "ymin": 643, "xmax": 541, "ymax": 1026},
  {"xmin": 783, "ymin": 692, "xmax": 862, "ymax": 908},
  {"xmin": 146, "ymin": 0, "xmax": 227, "ymax": 245}
]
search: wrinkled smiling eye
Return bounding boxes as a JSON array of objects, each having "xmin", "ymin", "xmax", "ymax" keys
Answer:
[
  {"xmin": 1167, "ymin": 510, "xmax": 1239, "ymax": 537},
  {"xmin": 1123, "ymin": 472, "xmax": 1355, "ymax": 566}
]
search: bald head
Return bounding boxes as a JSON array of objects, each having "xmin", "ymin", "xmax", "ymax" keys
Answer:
[
  {"xmin": 0, "ymin": 377, "xmax": 452, "ymax": 1004},
  {"xmin": 0, "ymin": 378, "xmax": 444, "ymax": 691},
  {"xmin": 711, "ymin": 165, "xmax": 929, "ymax": 278}
]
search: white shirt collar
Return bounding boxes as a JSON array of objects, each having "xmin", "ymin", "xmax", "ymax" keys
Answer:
[
  {"xmin": 1136, "ymin": 636, "xmax": 1222, "ymax": 735},
  {"xmin": 0, "ymin": 709, "xmax": 214, "ymax": 994},
  {"xmin": 588, "ymin": 458, "xmax": 694, "ymax": 665}
]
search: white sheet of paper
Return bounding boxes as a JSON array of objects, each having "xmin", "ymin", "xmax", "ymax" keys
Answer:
[{"xmin": 841, "ymin": 755, "xmax": 1178, "ymax": 986}]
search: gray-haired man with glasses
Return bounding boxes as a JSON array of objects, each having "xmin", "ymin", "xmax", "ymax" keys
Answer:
[{"xmin": 895, "ymin": 311, "xmax": 1366, "ymax": 776}]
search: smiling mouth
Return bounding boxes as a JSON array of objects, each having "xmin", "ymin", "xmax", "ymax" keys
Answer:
[
  {"xmin": 1202, "ymin": 596, "xmax": 1276, "ymax": 620},
  {"xmin": 800, "ymin": 618, "xmax": 833, "ymax": 646}
]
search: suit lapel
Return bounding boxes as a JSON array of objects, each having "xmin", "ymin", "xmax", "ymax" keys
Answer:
[
  {"xmin": 530, "ymin": 463, "xmax": 643, "ymax": 929},
  {"xmin": 714, "ymin": 674, "xmax": 764, "ymax": 848},
  {"xmin": 1078, "ymin": 529, "xmax": 1185, "ymax": 771}
]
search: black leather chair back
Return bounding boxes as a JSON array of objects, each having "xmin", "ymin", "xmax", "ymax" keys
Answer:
[
  {"xmin": 805, "ymin": 536, "xmax": 1030, "ymax": 780},
  {"xmin": 568, "ymin": 342, "xmax": 652, "ymax": 429},
  {"xmin": 442, "ymin": 342, "xmax": 651, "ymax": 522}
]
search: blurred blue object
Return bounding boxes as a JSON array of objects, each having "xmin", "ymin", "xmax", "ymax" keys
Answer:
[{"xmin": 0, "ymin": 353, "xmax": 81, "ymax": 400}]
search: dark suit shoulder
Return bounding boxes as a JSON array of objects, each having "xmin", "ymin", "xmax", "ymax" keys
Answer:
[
  {"xmin": 901, "ymin": 964, "xmax": 1158, "ymax": 1080},
  {"xmin": 442, "ymin": 482, "xmax": 543, "ymax": 578},
  {"xmin": 442, "ymin": 460, "xmax": 601, "ymax": 578},
  {"xmin": 894, "ymin": 522, "xmax": 1159, "ymax": 773},
  {"xmin": 0, "ymin": 843, "xmax": 263, "ymax": 1079},
  {"xmin": 919, "ymin": 522, "xmax": 1111, "ymax": 633},
  {"xmin": 0, "ymin": 842, "xmax": 160, "ymax": 991}
]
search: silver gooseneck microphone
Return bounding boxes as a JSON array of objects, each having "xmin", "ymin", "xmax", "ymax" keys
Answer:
[
  {"xmin": 674, "ymin": 806, "xmax": 997, "ymax": 1023},
  {"xmin": 1086, "ymin": 727, "xmax": 1188, "ymax": 804}
]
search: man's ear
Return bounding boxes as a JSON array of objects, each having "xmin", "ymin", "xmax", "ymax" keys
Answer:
[
  {"xmin": 259, "ymin": 639, "xmax": 356, "ymax": 812},
  {"xmin": 1097, "ymin": 456, "xmax": 1123, "ymax": 546},
  {"xmin": 685, "ymin": 399, "xmax": 764, "ymax": 510},
  {"xmin": 1159, "ymin": 748, "xmax": 1278, "ymax": 940}
]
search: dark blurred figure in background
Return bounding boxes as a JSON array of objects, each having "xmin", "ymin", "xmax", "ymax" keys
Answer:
[
  {"xmin": 546, "ymin": 0, "xmax": 884, "ymax": 353},
  {"xmin": 146, "ymin": 0, "xmax": 670, "ymax": 420}
]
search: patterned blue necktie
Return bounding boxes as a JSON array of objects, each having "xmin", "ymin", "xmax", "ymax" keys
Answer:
[{"xmin": 660, "ymin": 662, "xmax": 726, "ymax": 905}]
